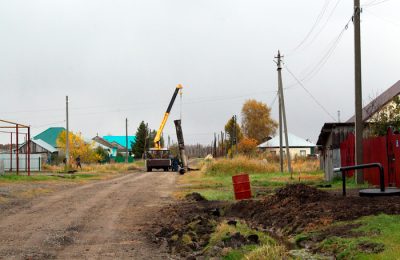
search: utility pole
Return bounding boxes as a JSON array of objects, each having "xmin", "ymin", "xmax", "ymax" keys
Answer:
[
  {"xmin": 125, "ymin": 118, "xmax": 129, "ymax": 163},
  {"xmin": 66, "ymin": 96, "xmax": 69, "ymax": 166},
  {"xmin": 231, "ymin": 115, "xmax": 237, "ymax": 158},
  {"xmin": 354, "ymin": 0, "xmax": 364, "ymax": 184},
  {"xmin": 338, "ymin": 110, "xmax": 341, "ymax": 123},
  {"xmin": 143, "ymin": 124, "xmax": 148, "ymax": 159},
  {"xmin": 276, "ymin": 51, "xmax": 292, "ymax": 176},
  {"xmin": 279, "ymin": 91, "xmax": 284, "ymax": 173}
]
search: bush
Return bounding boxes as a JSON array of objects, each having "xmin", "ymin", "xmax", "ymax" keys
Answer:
[
  {"xmin": 205, "ymin": 156, "xmax": 279, "ymax": 175},
  {"xmin": 204, "ymin": 156, "xmax": 320, "ymax": 175}
]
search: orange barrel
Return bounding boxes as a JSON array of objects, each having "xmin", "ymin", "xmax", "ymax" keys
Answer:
[{"xmin": 232, "ymin": 173, "xmax": 252, "ymax": 200}]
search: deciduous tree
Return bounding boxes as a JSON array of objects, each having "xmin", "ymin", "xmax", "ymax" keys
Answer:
[
  {"xmin": 57, "ymin": 131, "xmax": 102, "ymax": 164},
  {"xmin": 237, "ymin": 137, "xmax": 258, "ymax": 155},
  {"xmin": 241, "ymin": 99, "xmax": 277, "ymax": 144}
]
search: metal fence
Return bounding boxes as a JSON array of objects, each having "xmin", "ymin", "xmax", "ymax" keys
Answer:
[{"xmin": 0, "ymin": 154, "xmax": 42, "ymax": 172}]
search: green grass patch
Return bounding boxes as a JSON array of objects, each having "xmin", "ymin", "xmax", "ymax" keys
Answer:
[
  {"xmin": 0, "ymin": 173, "xmax": 101, "ymax": 183},
  {"xmin": 0, "ymin": 174, "xmax": 58, "ymax": 182},
  {"xmin": 298, "ymin": 214, "xmax": 400, "ymax": 259},
  {"xmin": 179, "ymin": 170, "xmax": 330, "ymax": 201},
  {"xmin": 205, "ymin": 220, "xmax": 288, "ymax": 259}
]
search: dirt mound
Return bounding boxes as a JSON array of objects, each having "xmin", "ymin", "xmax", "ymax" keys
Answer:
[
  {"xmin": 151, "ymin": 200, "xmax": 228, "ymax": 258},
  {"xmin": 185, "ymin": 192, "xmax": 207, "ymax": 202},
  {"xmin": 226, "ymin": 184, "xmax": 400, "ymax": 235},
  {"xmin": 275, "ymin": 184, "xmax": 328, "ymax": 202}
]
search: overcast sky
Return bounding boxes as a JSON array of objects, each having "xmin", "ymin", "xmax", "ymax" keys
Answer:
[{"xmin": 0, "ymin": 0, "xmax": 399, "ymax": 145}]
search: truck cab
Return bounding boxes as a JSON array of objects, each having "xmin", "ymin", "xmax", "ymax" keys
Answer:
[{"xmin": 145, "ymin": 148, "xmax": 171, "ymax": 172}]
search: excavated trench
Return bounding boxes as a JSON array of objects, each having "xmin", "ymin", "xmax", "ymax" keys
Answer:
[{"xmin": 152, "ymin": 184, "xmax": 400, "ymax": 258}]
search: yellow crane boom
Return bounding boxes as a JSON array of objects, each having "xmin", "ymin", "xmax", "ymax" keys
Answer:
[{"xmin": 154, "ymin": 84, "xmax": 183, "ymax": 149}]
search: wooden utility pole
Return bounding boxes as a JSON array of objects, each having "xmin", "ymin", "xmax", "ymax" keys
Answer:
[
  {"xmin": 276, "ymin": 51, "xmax": 292, "ymax": 175},
  {"xmin": 354, "ymin": 0, "xmax": 364, "ymax": 184},
  {"xmin": 233, "ymin": 115, "xmax": 237, "ymax": 156},
  {"xmin": 278, "ymin": 91, "xmax": 284, "ymax": 173},
  {"xmin": 125, "ymin": 118, "xmax": 129, "ymax": 163},
  {"xmin": 66, "ymin": 96, "xmax": 70, "ymax": 166}
]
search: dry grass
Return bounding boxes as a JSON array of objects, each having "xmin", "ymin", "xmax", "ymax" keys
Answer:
[
  {"xmin": 204, "ymin": 156, "xmax": 319, "ymax": 175},
  {"xmin": 41, "ymin": 162, "xmax": 141, "ymax": 174},
  {"xmin": 244, "ymin": 244, "xmax": 288, "ymax": 260}
]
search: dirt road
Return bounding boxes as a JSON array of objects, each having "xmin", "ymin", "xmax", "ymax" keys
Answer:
[{"xmin": 0, "ymin": 172, "xmax": 177, "ymax": 259}]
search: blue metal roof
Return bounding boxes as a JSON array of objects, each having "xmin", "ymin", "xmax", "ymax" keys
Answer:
[{"xmin": 103, "ymin": 136, "xmax": 136, "ymax": 147}]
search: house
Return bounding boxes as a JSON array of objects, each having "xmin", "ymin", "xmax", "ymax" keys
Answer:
[
  {"xmin": 33, "ymin": 127, "xmax": 65, "ymax": 150},
  {"xmin": 18, "ymin": 127, "xmax": 65, "ymax": 163},
  {"xmin": 317, "ymin": 80, "xmax": 400, "ymax": 180},
  {"xmin": 92, "ymin": 136, "xmax": 127, "ymax": 157},
  {"xmin": 347, "ymin": 80, "xmax": 400, "ymax": 123},
  {"xmin": 18, "ymin": 139, "xmax": 58, "ymax": 163},
  {"xmin": 258, "ymin": 132, "xmax": 316, "ymax": 157},
  {"xmin": 103, "ymin": 135, "xmax": 136, "ymax": 148}
]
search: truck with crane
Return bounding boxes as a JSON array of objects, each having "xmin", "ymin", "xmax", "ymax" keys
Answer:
[{"xmin": 145, "ymin": 84, "xmax": 183, "ymax": 172}]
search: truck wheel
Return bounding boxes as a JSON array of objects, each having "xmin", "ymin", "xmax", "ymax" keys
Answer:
[{"xmin": 147, "ymin": 167, "xmax": 152, "ymax": 172}]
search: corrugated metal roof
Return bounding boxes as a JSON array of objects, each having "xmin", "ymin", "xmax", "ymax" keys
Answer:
[
  {"xmin": 258, "ymin": 132, "xmax": 316, "ymax": 148},
  {"xmin": 347, "ymin": 80, "xmax": 400, "ymax": 123},
  {"xmin": 103, "ymin": 136, "xmax": 136, "ymax": 147},
  {"xmin": 33, "ymin": 127, "xmax": 65, "ymax": 148},
  {"xmin": 32, "ymin": 139, "xmax": 58, "ymax": 153}
]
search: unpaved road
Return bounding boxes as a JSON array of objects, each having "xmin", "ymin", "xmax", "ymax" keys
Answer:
[{"xmin": 0, "ymin": 172, "xmax": 177, "ymax": 259}]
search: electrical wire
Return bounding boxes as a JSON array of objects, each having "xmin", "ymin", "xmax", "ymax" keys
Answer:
[
  {"xmin": 284, "ymin": 15, "xmax": 352, "ymax": 89},
  {"xmin": 363, "ymin": 0, "xmax": 391, "ymax": 8},
  {"xmin": 363, "ymin": 8, "xmax": 400, "ymax": 29},
  {"xmin": 306, "ymin": 0, "xmax": 343, "ymax": 48},
  {"xmin": 290, "ymin": 0, "xmax": 332, "ymax": 54},
  {"xmin": 284, "ymin": 65, "xmax": 337, "ymax": 121},
  {"xmin": 31, "ymin": 120, "xmax": 66, "ymax": 129},
  {"xmin": 269, "ymin": 92, "xmax": 279, "ymax": 108}
]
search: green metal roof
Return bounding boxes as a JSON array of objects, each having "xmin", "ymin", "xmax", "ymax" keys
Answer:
[{"xmin": 33, "ymin": 127, "xmax": 65, "ymax": 148}]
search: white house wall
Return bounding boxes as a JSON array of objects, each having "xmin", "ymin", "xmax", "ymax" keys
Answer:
[{"xmin": 263, "ymin": 147, "xmax": 313, "ymax": 157}]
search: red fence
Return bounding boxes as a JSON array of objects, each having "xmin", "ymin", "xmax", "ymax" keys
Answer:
[{"xmin": 340, "ymin": 129, "xmax": 400, "ymax": 187}]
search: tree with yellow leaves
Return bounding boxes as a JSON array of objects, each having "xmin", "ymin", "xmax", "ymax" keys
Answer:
[
  {"xmin": 241, "ymin": 99, "xmax": 278, "ymax": 144},
  {"xmin": 237, "ymin": 137, "xmax": 258, "ymax": 155},
  {"xmin": 56, "ymin": 130, "xmax": 103, "ymax": 164}
]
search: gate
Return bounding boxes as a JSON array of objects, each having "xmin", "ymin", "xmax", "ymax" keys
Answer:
[{"xmin": 340, "ymin": 128, "xmax": 400, "ymax": 187}]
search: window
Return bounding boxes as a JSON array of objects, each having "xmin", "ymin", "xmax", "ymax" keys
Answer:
[{"xmin": 300, "ymin": 150, "xmax": 306, "ymax": 157}]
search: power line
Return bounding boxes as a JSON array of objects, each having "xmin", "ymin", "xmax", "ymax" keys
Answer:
[
  {"xmin": 284, "ymin": 15, "xmax": 352, "ymax": 89},
  {"xmin": 299, "ymin": 17, "xmax": 351, "ymax": 82},
  {"xmin": 269, "ymin": 92, "xmax": 278, "ymax": 108},
  {"xmin": 363, "ymin": 8, "xmax": 400, "ymax": 29},
  {"xmin": 306, "ymin": 0, "xmax": 343, "ymax": 48},
  {"xmin": 363, "ymin": 0, "xmax": 391, "ymax": 8},
  {"xmin": 284, "ymin": 65, "xmax": 336, "ymax": 121},
  {"xmin": 31, "ymin": 120, "xmax": 66, "ymax": 129},
  {"xmin": 290, "ymin": 0, "xmax": 332, "ymax": 54}
]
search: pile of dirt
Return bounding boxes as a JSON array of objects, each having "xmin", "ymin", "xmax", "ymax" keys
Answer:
[
  {"xmin": 151, "ymin": 199, "xmax": 227, "ymax": 258},
  {"xmin": 274, "ymin": 183, "xmax": 329, "ymax": 202},
  {"xmin": 226, "ymin": 184, "xmax": 400, "ymax": 235},
  {"xmin": 153, "ymin": 184, "xmax": 400, "ymax": 257},
  {"xmin": 185, "ymin": 192, "xmax": 207, "ymax": 202}
]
